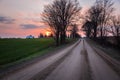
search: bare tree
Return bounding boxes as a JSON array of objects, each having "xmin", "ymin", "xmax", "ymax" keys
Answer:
[
  {"xmin": 110, "ymin": 15, "xmax": 120, "ymax": 45},
  {"xmin": 82, "ymin": 20, "xmax": 93, "ymax": 37},
  {"xmin": 98, "ymin": 0, "xmax": 114, "ymax": 39},
  {"xmin": 88, "ymin": 0, "xmax": 103, "ymax": 38},
  {"xmin": 42, "ymin": 0, "xmax": 81, "ymax": 45},
  {"xmin": 83, "ymin": 0, "xmax": 114, "ymax": 39}
]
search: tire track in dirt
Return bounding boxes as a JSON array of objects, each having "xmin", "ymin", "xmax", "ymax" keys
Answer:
[
  {"xmin": 80, "ymin": 40, "xmax": 93, "ymax": 80},
  {"xmin": 29, "ymin": 40, "xmax": 81, "ymax": 80}
]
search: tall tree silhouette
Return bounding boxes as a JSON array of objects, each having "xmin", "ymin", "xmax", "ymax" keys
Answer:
[
  {"xmin": 98, "ymin": 0, "xmax": 114, "ymax": 39},
  {"xmin": 82, "ymin": 20, "xmax": 93, "ymax": 37},
  {"xmin": 110, "ymin": 15, "xmax": 120, "ymax": 46},
  {"xmin": 83, "ymin": 0, "xmax": 114, "ymax": 39},
  {"xmin": 42, "ymin": 0, "xmax": 81, "ymax": 46}
]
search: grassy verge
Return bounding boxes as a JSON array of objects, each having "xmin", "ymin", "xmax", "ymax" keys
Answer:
[
  {"xmin": 86, "ymin": 38, "xmax": 120, "ymax": 62},
  {"xmin": 0, "ymin": 38, "xmax": 54, "ymax": 68},
  {"xmin": 0, "ymin": 38, "xmax": 78, "ymax": 70}
]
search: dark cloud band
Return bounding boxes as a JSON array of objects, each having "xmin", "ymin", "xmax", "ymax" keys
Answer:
[
  {"xmin": 20, "ymin": 24, "xmax": 40, "ymax": 29},
  {"xmin": 0, "ymin": 16, "xmax": 15, "ymax": 24}
]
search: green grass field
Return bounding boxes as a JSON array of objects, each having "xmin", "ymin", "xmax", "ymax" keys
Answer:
[{"xmin": 0, "ymin": 38, "xmax": 54, "ymax": 67}]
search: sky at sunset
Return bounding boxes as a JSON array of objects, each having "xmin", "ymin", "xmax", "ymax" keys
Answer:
[{"xmin": 0, "ymin": 0, "xmax": 120, "ymax": 38}]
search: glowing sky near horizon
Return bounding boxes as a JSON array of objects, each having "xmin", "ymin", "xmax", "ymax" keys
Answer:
[{"xmin": 0, "ymin": 0, "xmax": 119, "ymax": 38}]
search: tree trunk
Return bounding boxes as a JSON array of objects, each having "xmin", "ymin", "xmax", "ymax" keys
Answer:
[
  {"xmin": 56, "ymin": 32, "xmax": 59, "ymax": 46},
  {"xmin": 60, "ymin": 31, "xmax": 66, "ymax": 44},
  {"xmin": 93, "ymin": 24, "xmax": 97, "ymax": 38}
]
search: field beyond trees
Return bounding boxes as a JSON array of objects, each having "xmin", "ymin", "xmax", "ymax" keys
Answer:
[{"xmin": 0, "ymin": 38, "xmax": 54, "ymax": 68}]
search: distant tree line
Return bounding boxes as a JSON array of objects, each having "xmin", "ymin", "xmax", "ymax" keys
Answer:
[
  {"xmin": 42, "ymin": 0, "xmax": 81, "ymax": 46},
  {"xmin": 68, "ymin": 24, "xmax": 81, "ymax": 39},
  {"xmin": 38, "ymin": 33, "xmax": 53, "ymax": 38}
]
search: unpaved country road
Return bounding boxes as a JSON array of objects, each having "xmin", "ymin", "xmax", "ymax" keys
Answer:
[
  {"xmin": 45, "ymin": 39, "xmax": 93, "ymax": 80},
  {"xmin": 1, "ymin": 39, "xmax": 120, "ymax": 80},
  {"xmin": 45, "ymin": 39, "xmax": 120, "ymax": 80},
  {"xmin": 0, "ymin": 40, "xmax": 80, "ymax": 80},
  {"xmin": 84, "ymin": 40, "xmax": 120, "ymax": 80}
]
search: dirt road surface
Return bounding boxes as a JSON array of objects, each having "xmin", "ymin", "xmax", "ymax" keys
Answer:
[{"xmin": 1, "ymin": 39, "xmax": 120, "ymax": 80}]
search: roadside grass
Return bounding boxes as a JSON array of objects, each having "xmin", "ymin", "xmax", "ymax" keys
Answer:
[
  {"xmin": 0, "ymin": 38, "xmax": 54, "ymax": 68},
  {"xmin": 0, "ymin": 38, "xmax": 78, "ymax": 69},
  {"xmin": 87, "ymin": 38, "xmax": 120, "ymax": 62}
]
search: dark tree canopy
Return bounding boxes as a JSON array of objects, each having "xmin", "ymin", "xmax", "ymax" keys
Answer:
[
  {"xmin": 83, "ymin": 0, "xmax": 114, "ymax": 39},
  {"xmin": 110, "ymin": 15, "xmax": 120, "ymax": 45},
  {"xmin": 42, "ymin": 0, "xmax": 81, "ymax": 46},
  {"xmin": 70, "ymin": 24, "xmax": 80, "ymax": 38}
]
